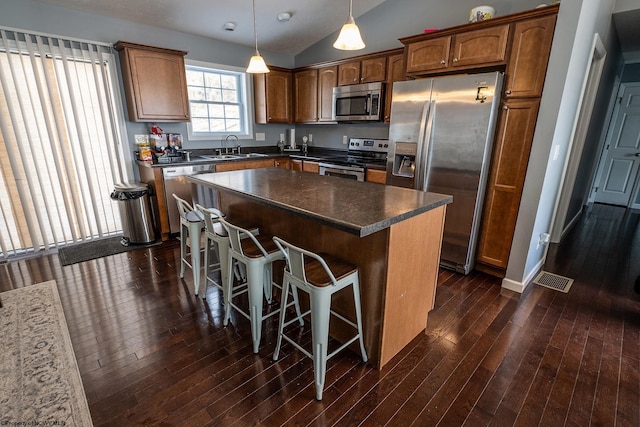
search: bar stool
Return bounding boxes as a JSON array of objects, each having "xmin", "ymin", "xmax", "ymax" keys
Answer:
[
  {"xmin": 195, "ymin": 204, "xmax": 259, "ymax": 302},
  {"xmin": 173, "ymin": 194, "xmax": 206, "ymax": 296},
  {"xmin": 219, "ymin": 217, "xmax": 301, "ymax": 353},
  {"xmin": 272, "ymin": 237, "xmax": 368, "ymax": 401}
]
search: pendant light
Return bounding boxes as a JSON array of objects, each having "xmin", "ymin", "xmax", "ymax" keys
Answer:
[
  {"xmin": 246, "ymin": 0, "xmax": 270, "ymax": 73},
  {"xmin": 333, "ymin": 0, "xmax": 365, "ymax": 50}
]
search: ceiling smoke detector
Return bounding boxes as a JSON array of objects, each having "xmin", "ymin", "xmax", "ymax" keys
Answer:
[
  {"xmin": 277, "ymin": 12, "xmax": 292, "ymax": 22},
  {"xmin": 223, "ymin": 22, "xmax": 236, "ymax": 31}
]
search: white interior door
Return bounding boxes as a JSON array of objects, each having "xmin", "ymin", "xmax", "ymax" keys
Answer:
[{"xmin": 594, "ymin": 83, "xmax": 640, "ymax": 206}]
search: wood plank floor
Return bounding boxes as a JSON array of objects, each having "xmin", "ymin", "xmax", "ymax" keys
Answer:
[{"xmin": 1, "ymin": 202, "xmax": 639, "ymax": 426}]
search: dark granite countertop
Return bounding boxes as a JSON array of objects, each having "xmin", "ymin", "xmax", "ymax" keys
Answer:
[{"xmin": 189, "ymin": 168, "xmax": 452, "ymax": 237}]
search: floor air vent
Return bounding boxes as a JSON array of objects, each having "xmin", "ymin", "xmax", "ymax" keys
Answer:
[{"xmin": 533, "ymin": 271, "xmax": 574, "ymax": 293}]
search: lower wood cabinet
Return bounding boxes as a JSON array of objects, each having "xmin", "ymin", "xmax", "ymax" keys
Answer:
[
  {"xmin": 291, "ymin": 159, "xmax": 303, "ymax": 171},
  {"xmin": 214, "ymin": 158, "xmax": 275, "ymax": 172},
  {"xmin": 476, "ymin": 98, "xmax": 540, "ymax": 270},
  {"xmin": 365, "ymin": 169, "xmax": 387, "ymax": 184},
  {"xmin": 274, "ymin": 158, "xmax": 291, "ymax": 169},
  {"xmin": 302, "ymin": 161, "xmax": 320, "ymax": 174}
]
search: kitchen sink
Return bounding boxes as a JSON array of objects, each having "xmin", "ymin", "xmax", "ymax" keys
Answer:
[{"xmin": 193, "ymin": 153, "xmax": 267, "ymax": 161}]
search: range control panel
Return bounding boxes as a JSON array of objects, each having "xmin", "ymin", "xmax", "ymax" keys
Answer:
[{"xmin": 348, "ymin": 138, "xmax": 389, "ymax": 153}]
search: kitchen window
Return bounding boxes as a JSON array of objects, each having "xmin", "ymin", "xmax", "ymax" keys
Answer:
[{"xmin": 185, "ymin": 61, "xmax": 252, "ymax": 140}]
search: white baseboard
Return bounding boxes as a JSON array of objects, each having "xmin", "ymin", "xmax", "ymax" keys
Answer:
[{"xmin": 501, "ymin": 258, "xmax": 545, "ymax": 294}]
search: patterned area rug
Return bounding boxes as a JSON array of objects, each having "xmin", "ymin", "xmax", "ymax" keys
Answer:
[{"xmin": 0, "ymin": 281, "xmax": 93, "ymax": 426}]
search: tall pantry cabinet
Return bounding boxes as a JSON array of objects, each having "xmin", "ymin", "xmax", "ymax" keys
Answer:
[{"xmin": 476, "ymin": 13, "xmax": 557, "ymax": 274}]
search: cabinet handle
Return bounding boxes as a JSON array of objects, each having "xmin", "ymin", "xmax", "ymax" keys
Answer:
[
  {"xmin": 440, "ymin": 60, "xmax": 446, "ymax": 64},
  {"xmin": 453, "ymin": 58, "xmax": 459, "ymax": 63},
  {"xmin": 503, "ymin": 106, "xmax": 508, "ymax": 110},
  {"xmin": 505, "ymin": 90, "xmax": 512, "ymax": 95}
]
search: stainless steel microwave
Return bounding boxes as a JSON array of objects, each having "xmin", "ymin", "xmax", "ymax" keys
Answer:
[{"xmin": 332, "ymin": 82, "xmax": 383, "ymax": 122}]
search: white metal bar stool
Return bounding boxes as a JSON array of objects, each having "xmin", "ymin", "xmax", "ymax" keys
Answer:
[
  {"xmin": 272, "ymin": 236, "xmax": 368, "ymax": 401},
  {"xmin": 173, "ymin": 194, "xmax": 206, "ymax": 296},
  {"xmin": 219, "ymin": 217, "xmax": 301, "ymax": 353},
  {"xmin": 196, "ymin": 204, "xmax": 259, "ymax": 302}
]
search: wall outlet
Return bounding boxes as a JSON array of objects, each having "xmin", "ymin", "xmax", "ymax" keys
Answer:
[
  {"xmin": 308, "ymin": 133, "xmax": 313, "ymax": 143},
  {"xmin": 255, "ymin": 132, "xmax": 265, "ymax": 141},
  {"xmin": 343, "ymin": 135, "xmax": 348, "ymax": 145}
]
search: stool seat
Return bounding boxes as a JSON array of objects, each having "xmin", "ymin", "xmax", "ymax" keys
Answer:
[
  {"xmin": 272, "ymin": 237, "xmax": 368, "ymax": 401},
  {"xmin": 241, "ymin": 234, "xmax": 281, "ymax": 258},
  {"xmin": 304, "ymin": 254, "xmax": 357, "ymax": 287}
]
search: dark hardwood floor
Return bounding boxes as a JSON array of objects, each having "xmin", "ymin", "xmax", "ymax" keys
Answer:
[{"xmin": 1, "ymin": 203, "xmax": 639, "ymax": 426}]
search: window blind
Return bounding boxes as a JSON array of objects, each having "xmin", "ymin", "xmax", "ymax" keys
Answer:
[{"xmin": 0, "ymin": 28, "xmax": 128, "ymax": 260}]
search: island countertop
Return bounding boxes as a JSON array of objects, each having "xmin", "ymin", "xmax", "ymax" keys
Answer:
[{"xmin": 189, "ymin": 168, "xmax": 452, "ymax": 237}]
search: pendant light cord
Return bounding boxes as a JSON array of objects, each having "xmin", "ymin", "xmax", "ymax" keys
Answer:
[
  {"xmin": 349, "ymin": 0, "xmax": 353, "ymax": 18},
  {"xmin": 252, "ymin": 0, "xmax": 259, "ymax": 54}
]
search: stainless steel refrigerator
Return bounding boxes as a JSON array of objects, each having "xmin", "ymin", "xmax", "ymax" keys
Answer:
[{"xmin": 386, "ymin": 71, "xmax": 503, "ymax": 274}]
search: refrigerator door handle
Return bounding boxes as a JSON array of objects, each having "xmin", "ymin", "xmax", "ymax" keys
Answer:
[{"xmin": 417, "ymin": 100, "xmax": 436, "ymax": 192}]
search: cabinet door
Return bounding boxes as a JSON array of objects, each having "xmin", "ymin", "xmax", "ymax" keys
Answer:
[
  {"xmin": 275, "ymin": 158, "xmax": 291, "ymax": 169},
  {"xmin": 302, "ymin": 161, "xmax": 320, "ymax": 173},
  {"xmin": 255, "ymin": 69, "xmax": 293, "ymax": 124},
  {"xmin": 118, "ymin": 45, "xmax": 190, "ymax": 122},
  {"xmin": 361, "ymin": 57, "xmax": 387, "ymax": 83},
  {"xmin": 476, "ymin": 98, "xmax": 540, "ymax": 269},
  {"xmin": 266, "ymin": 70, "xmax": 293, "ymax": 123},
  {"xmin": 291, "ymin": 159, "xmax": 303, "ymax": 171},
  {"xmin": 318, "ymin": 66, "xmax": 338, "ymax": 122},
  {"xmin": 405, "ymin": 36, "xmax": 451, "ymax": 74},
  {"xmin": 504, "ymin": 15, "xmax": 557, "ymax": 99},
  {"xmin": 384, "ymin": 53, "xmax": 404, "ymax": 123},
  {"xmin": 294, "ymin": 69, "xmax": 318, "ymax": 123},
  {"xmin": 450, "ymin": 24, "xmax": 509, "ymax": 68},
  {"xmin": 338, "ymin": 61, "xmax": 361, "ymax": 85},
  {"xmin": 365, "ymin": 169, "xmax": 387, "ymax": 184}
]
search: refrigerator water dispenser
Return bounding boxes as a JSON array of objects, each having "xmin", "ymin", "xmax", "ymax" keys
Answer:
[{"xmin": 392, "ymin": 142, "xmax": 417, "ymax": 178}]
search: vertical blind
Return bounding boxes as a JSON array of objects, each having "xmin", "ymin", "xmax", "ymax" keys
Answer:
[{"xmin": 0, "ymin": 28, "xmax": 128, "ymax": 260}]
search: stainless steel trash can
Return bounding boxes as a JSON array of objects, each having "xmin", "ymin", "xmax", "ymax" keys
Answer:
[{"xmin": 110, "ymin": 182, "xmax": 156, "ymax": 245}]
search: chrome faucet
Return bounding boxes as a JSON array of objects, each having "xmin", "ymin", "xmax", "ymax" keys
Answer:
[{"xmin": 223, "ymin": 134, "xmax": 240, "ymax": 154}]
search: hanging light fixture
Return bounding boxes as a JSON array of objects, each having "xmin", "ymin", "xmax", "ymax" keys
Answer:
[
  {"xmin": 246, "ymin": 0, "xmax": 270, "ymax": 73},
  {"xmin": 333, "ymin": 0, "xmax": 365, "ymax": 50}
]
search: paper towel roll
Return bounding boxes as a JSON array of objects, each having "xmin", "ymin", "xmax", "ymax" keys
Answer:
[{"xmin": 287, "ymin": 129, "xmax": 296, "ymax": 149}]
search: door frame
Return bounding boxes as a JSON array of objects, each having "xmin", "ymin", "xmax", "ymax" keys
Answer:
[{"xmin": 550, "ymin": 33, "xmax": 607, "ymax": 243}]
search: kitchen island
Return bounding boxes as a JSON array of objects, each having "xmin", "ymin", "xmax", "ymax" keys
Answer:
[{"xmin": 189, "ymin": 168, "xmax": 452, "ymax": 368}]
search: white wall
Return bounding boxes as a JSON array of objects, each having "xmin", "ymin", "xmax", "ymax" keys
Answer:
[{"xmin": 503, "ymin": 0, "xmax": 617, "ymax": 292}]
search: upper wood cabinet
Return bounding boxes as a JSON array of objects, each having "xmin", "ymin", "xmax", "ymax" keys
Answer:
[
  {"xmin": 338, "ymin": 56, "xmax": 387, "ymax": 85},
  {"xmin": 318, "ymin": 66, "xmax": 338, "ymax": 122},
  {"xmin": 404, "ymin": 25, "xmax": 509, "ymax": 75},
  {"xmin": 254, "ymin": 68, "xmax": 293, "ymax": 124},
  {"xmin": 294, "ymin": 69, "xmax": 318, "ymax": 123},
  {"xmin": 115, "ymin": 41, "xmax": 190, "ymax": 122},
  {"xmin": 450, "ymin": 24, "xmax": 509, "ymax": 68},
  {"xmin": 405, "ymin": 36, "xmax": 452, "ymax": 74},
  {"xmin": 384, "ymin": 53, "xmax": 405, "ymax": 123},
  {"xmin": 504, "ymin": 14, "xmax": 557, "ymax": 99}
]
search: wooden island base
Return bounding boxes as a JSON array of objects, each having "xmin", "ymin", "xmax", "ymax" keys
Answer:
[{"xmin": 219, "ymin": 192, "xmax": 447, "ymax": 369}]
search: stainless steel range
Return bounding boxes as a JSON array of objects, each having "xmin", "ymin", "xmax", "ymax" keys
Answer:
[{"xmin": 319, "ymin": 138, "xmax": 389, "ymax": 181}]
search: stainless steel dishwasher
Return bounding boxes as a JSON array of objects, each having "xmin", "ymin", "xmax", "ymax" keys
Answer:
[{"xmin": 162, "ymin": 164, "xmax": 215, "ymax": 234}]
